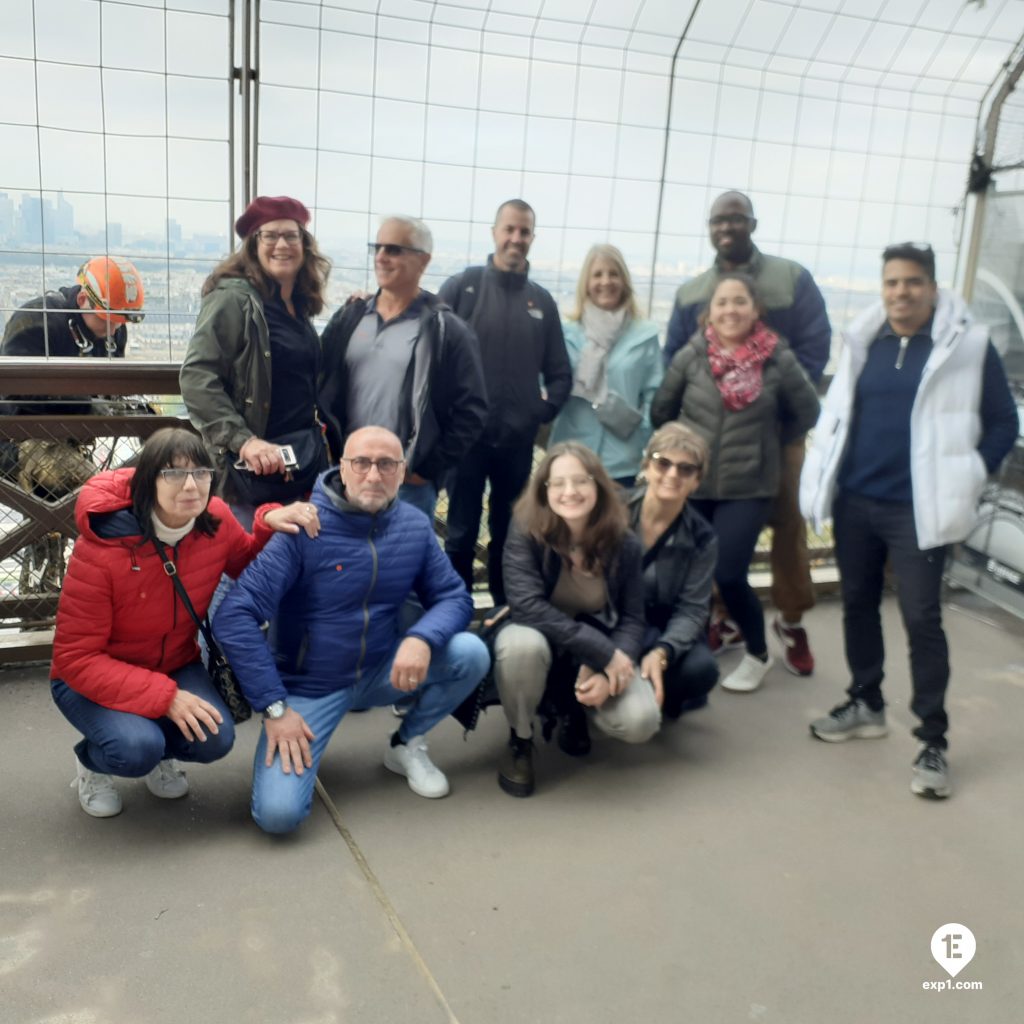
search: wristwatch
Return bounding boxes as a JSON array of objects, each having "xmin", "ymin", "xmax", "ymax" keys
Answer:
[{"xmin": 263, "ymin": 699, "xmax": 288, "ymax": 720}]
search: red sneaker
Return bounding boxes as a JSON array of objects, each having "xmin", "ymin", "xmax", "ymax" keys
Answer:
[
  {"xmin": 708, "ymin": 617, "xmax": 744, "ymax": 656},
  {"xmin": 772, "ymin": 616, "xmax": 814, "ymax": 676}
]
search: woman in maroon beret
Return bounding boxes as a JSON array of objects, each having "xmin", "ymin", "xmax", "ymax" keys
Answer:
[{"xmin": 180, "ymin": 195, "xmax": 332, "ymax": 523}]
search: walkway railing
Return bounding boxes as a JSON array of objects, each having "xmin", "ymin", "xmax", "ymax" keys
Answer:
[{"xmin": 1, "ymin": 360, "xmax": 185, "ymax": 658}]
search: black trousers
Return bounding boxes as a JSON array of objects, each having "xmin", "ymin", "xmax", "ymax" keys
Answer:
[
  {"xmin": 834, "ymin": 492, "xmax": 950, "ymax": 748},
  {"xmin": 690, "ymin": 497, "xmax": 772, "ymax": 656},
  {"xmin": 445, "ymin": 440, "xmax": 535, "ymax": 605},
  {"xmin": 661, "ymin": 641, "xmax": 719, "ymax": 718}
]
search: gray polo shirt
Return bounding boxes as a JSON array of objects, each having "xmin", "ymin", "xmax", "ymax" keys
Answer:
[{"xmin": 344, "ymin": 293, "xmax": 424, "ymax": 443}]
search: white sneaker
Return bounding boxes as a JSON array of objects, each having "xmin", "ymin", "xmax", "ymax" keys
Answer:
[
  {"xmin": 721, "ymin": 653, "xmax": 774, "ymax": 693},
  {"xmin": 72, "ymin": 758, "xmax": 123, "ymax": 818},
  {"xmin": 144, "ymin": 759, "xmax": 189, "ymax": 799},
  {"xmin": 383, "ymin": 735, "xmax": 450, "ymax": 798}
]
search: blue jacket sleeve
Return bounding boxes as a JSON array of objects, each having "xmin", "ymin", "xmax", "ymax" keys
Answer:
[
  {"xmin": 788, "ymin": 270, "xmax": 832, "ymax": 382},
  {"xmin": 408, "ymin": 520, "xmax": 475, "ymax": 648},
  {"xmin": 212, "ymin": 532, "xmax": 305, "ymax": 710},
  {"xmin": 978, "ymin": 342, "xmax": 1020, "ymax": 473}
]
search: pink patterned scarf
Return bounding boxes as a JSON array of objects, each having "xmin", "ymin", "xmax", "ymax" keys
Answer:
[{"xmin": 704, "ymin": 321, "xmax": 779, "ymax": 411}]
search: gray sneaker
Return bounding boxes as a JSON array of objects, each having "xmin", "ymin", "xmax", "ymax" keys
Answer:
[
  {"xmin": 810, "ymin": 699, "xmax": 888, "ymax": 742},
  {"xmin": 911, "ymin": 745, "xmax": 951, "ymax": 800}
]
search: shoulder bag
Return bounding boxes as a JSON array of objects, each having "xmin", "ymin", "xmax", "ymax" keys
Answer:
[{"xmin": 153, "ymin": 539, "xmax": 253, "ymax": 724}]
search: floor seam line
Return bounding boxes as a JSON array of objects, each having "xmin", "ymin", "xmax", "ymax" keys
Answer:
[{"xmin": 314, "ymin": 777, "xmax": 460, "ymax": 1024}]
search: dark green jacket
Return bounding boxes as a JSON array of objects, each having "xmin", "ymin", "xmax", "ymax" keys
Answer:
[
  {"xmin": 179, "ymin": 278, "xmax": 274, "ymax": 466},
  {"xmin": 650, "ymin": 333, "xmax": 819, "ymax": 500}
]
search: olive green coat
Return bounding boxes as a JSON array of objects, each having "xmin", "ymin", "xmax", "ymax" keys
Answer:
[{"xmin": 179, "ymin": 278, "xmax": 273, "ymax": 465}]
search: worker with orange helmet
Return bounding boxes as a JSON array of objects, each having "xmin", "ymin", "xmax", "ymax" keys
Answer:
[
  {"xmin": 1, "ymin": 257, "xmax": 147, "ymax": 595},
  {"xmin": 1, "ymin": 256, "xmax": 145, "ymax": 363}
]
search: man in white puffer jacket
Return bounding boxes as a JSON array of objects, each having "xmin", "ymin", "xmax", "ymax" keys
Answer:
[{"xmin": 800, "ymin": 243, "xmax": 1018, "ymax": 800}]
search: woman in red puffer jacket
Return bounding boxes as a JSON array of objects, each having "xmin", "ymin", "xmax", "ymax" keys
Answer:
[{"xmin": 51, "ymin": 427, "xmax": 320, "ymax": 819}]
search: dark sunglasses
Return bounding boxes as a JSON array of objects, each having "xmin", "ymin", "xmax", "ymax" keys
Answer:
[
  {"xmin": 650, "ymin": 454, "xmax": 700, "ymax": 478},
  {"xmin": 368, "ymin": 242, "xmax": 428, "ymax": 257}
]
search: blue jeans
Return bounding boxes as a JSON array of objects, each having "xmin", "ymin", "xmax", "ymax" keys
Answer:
[
  {"xmin": 398, "ymin": 480, "xmax": 438, "ymax": 522},
  {"xmin": 251, "ymin": 631, "xmax": 488, "ymax": 834},
  {"xmin": 51, "ymin": 662, "xmax": 236, "ymax": 777}
]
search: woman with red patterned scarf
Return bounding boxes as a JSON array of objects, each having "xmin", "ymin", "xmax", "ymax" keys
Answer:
[{"xmin": 651, "ymin": 273, "xmax": 820, "ymax": 693}]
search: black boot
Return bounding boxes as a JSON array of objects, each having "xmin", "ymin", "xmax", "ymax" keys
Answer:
[
  {"xmin": 498, "ymin": 731, "xmax": 535, "ymax": 797},
  {"xmin": 558, "ymin": 704, "xmax": 591, "ymax": 757}
]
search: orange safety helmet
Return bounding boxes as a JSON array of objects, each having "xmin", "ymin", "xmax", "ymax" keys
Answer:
[{"xmin": 76, "ymin": 256, "xmax": 145, "ymax": 326}]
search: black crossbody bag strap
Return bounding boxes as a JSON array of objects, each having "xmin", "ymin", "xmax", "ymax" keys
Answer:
[{"xmin": 151, "ymin": 538, "xmax": 219, "ymax": 653}]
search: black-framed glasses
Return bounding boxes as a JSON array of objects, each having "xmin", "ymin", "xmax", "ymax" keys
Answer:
[
  {"xmin": 159, "ymin": 468, "xmax": 214, "ymax": 486},
  {"xmin": 368, "ymin": 242, "xmax": 428, "ymax": 257},
  {"xmin": 257, "ymin": 229, "xmax": 303, "ymax": 246},
  {"xmin": 650, "ymin": 454, "xmax": 700, "ymax": 478},
  {"xmin": 708, "ymin": 214, "xmax": 752, "ymax": 229},
  {"xmin": 342, "ymin": 456, "xmax": 405, "ymax": 477}
]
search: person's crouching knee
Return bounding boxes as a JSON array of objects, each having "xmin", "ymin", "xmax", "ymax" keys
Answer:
[
  {"xmin": 251, "ymin": 791, "xmax": 310, "ymax": 836},
  {"xmin": 189, "ymin": 719, "xmax": 236, "ymax": 764},
  {"xmin": 618, "ymin": 703, "xmax": 661, "ymax": 744}
]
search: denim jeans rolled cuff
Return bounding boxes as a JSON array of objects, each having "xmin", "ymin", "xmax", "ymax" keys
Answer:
[
  {"xmin": 250, "ymin": 631, "xmax": 489, "ymax": 835},
  {"xmin": 51, "ymin": 661, "xmax": 236, "ymax": 777}
]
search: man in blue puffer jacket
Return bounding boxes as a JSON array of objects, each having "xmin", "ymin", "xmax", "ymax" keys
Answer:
[{"xmin": 214, "ymin": 426, "xmax": 489, "ymax": 834}]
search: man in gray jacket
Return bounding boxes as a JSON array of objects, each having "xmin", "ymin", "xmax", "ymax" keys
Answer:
[{"xmin": 320, "ymin": 216, "xmax": 487, "ymax": 521}]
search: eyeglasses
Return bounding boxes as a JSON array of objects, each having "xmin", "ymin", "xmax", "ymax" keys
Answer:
[
  {"xmin": 545, "ymin": 475, "xmax": 595, "ymax": 491},
  {"xmin": 650, "ymin": 454, "xmax": 700, "ymax": 478},
  {"xmin": 159, "ymin": 468, "xmax": 214, "ymax": 486},
  {"xmin": 257, "ymin": 230, "xmax": 303, "ymax": 246},
  {"xmin": 368, "ymin": 242, "xmax": 428, "ymax": 257},
  {"xmin": 708, "ymin": 214, "xmax": 752, "ymax": 229},
  {"xmin": 342, "ymin": 456, "xmax": 405, "ymax": 477}
]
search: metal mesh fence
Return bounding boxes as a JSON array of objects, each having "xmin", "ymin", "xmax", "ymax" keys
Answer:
[{"xmin": 2, "ymin": 0, "xmax": 1023, "ymax": 627}]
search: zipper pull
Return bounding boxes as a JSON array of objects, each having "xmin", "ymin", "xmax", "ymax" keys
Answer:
[{"xmin": 895, "ymin": 336, "xmax": 909, "ymax": 370}]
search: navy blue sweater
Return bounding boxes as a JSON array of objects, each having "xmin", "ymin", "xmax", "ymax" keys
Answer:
[{"xmin": 839, "ymin": 323, "xmax": 1019, "ymax": 503}]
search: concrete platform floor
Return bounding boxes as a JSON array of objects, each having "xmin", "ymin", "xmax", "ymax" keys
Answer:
[{"xmin": 2, "ymin": 593, "xmax": 1022, "ymax": 1024}]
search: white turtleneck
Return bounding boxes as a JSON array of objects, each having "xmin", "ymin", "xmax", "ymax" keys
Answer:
[{"xmin": 151, "ymin": 512, "xmax": 196, "ymax": 547}]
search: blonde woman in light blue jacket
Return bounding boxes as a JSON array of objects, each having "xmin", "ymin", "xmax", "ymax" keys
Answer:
[{"xmin": 550, "ymin": 245, "xmax": 664, "ymax": 487}]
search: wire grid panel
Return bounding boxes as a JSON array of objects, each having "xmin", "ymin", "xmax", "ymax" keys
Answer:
[
  {"xmin": 0, "ymin": 0, "xmax": 234, "ymax": 362},
  {"xmin": 0, "ymin": 417, "xmax": 146, "ymax": 628},
  {"xmin": 257, "ymin": 0, "xmax": 1024, "ymax": 331}
]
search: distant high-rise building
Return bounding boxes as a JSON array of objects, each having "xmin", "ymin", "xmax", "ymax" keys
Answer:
[
  {"xmin": 0, "ymin": 192, "xmax": 14, "ymax": 241},
  {"xmin": 51, "ymin": 192, "xmax": 74, "ymax": 243},
  {"xmin": 20, "ymin": 194, "xmax": 44, "ymax": 246}
]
